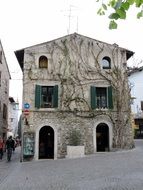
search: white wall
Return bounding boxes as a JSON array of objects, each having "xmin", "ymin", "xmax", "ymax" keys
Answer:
[
  {"xmin": 128, "ymin": 70, "xmax": 143, "ymax": 114},
  {"xmin": 8, "ymin": 101, "xmax": 19, "ymax": 137}
]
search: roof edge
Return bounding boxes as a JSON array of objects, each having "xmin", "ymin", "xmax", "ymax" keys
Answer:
[{"xmin": 15, "ymin": 33, "xmax": 134, "ymax": 70}]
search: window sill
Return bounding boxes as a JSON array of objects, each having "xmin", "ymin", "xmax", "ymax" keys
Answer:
[
  {"xmin": 102, "ymin": 67, "xmax": 111, "ymax": 70},
  {"xmin": 36, "ymin": 108, "xmax": 57, "ymax": 111},
  {"xmin": 95, "ymin": 108, "xmax": 109, "ymax": 111}
]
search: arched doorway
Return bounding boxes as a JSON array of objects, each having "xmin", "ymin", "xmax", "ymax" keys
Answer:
[
  {"xmin": 39, "ymin": 126, "xmax": 54, "ymax": 159},
  {"xmin": 96, "ymin": 123, "xmax": 109, "ymax": 152}
]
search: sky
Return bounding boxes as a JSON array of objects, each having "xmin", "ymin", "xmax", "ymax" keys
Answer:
[{"xmin": 0, "ymin": 0, "xmax": 143, "ymax": 109}]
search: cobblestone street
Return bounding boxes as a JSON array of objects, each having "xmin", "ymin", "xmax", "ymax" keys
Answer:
[{"xmin": 0, "ymin": 140, "xmax": 143, "ymax": 190}]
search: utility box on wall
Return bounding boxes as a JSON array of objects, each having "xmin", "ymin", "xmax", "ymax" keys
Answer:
[{"xmin": 23, "ymin": 132, "xmax": 35, "ymax": 161}]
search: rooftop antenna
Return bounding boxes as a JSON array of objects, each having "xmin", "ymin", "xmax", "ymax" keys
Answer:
[
  {"xmin": 61, "ymin": 5, "xmax": 79, "ymax": 34},
  {"xmin": 76, "ymin": 16, "xmax": 78, "ymax": 33},
  {"xmin": 68, "ymin": 5, "xmax": 72, "ymax": 34}
]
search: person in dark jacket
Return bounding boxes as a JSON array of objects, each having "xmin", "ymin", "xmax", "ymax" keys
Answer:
[
  {"xmin": 0, "ymin": 136, "xmax": 4, "ymax": 159},
  {"xmin": 6, "ymin": 136, "xmax": 15, "ymax": 161},
  {"xmin": 6, "ymin": 136, "xmax": 15, "ymax": 151}
]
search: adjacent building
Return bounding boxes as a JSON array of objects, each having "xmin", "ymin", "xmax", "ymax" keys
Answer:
[
  {"xmin": 15, "ymin": 33, "xmax": 134, "ymax": 161},
  {"xmin": 128, "ymin": 66, "xmax": 143, "ymax": 137},
  {"xmin": 8, "ymin": 97, "xmax": 19, "ymax": 137},
  {"xmin": 0, "ymin": 40, "xmax": 11, "ymax": 141}
]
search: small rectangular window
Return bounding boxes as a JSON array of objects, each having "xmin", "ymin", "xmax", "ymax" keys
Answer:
[
  {"xmin": 141, "ymin": 101, "xmax": 143, "ymax": 111},
  {"xmin": 0, "ymin": 51, "xmax": 2, "ymax": 63},
  {"xmin": 11, "ymin": 118, "xmax": 14, "ymax": 122},
  {"xmin": 3, "ymin": 104, "xmax": 7, "ymax": 119},
  {"xmin": 0, "ymin": 71, "xmax": 1, "ymax": 86}
]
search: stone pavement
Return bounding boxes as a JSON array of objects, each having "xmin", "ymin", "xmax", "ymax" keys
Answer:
[
  {"xmin": 0, "ymin": 146, "xmax": 21, "ymax": 186},
  {"xmin": 1, "ymin": 140, "xmax": 143, "ymax": 190}
]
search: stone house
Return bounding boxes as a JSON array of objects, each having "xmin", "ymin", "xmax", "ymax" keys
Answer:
[
  {"xmin": 15, "ymin": 33, "xmax": 134, "ymax": 161},
  {"xmin": 0, "ymin": 40, "xmax": 11, "ymax": 141}
]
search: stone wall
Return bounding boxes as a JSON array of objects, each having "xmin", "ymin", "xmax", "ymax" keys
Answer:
[
  {"xmin": 22, "ymin": 111, "xmax": 134, "ymax": 158},
  {"xmin": 0, "ymin": 41, "xmax": 10, "ymax": 138}
]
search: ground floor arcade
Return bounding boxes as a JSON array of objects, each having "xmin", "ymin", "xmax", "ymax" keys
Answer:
[{"xmin": 22, "ymin": 116, "xmax": 113, "ymax": 161}]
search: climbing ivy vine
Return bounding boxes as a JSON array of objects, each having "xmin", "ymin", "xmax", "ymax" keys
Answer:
[{"xmin": 97, "ymin": 0, "xmax": 143, "ymax": 29}]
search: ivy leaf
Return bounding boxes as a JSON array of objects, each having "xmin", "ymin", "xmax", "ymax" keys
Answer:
[
  {"xmin": 128, "ymin": 0, "xmax": 135, "ymax": 5},
  {"xmin": 109, "ymin": 20, "xmax": 118, "ymax": 29},
  {"xmin": 101, "ymin": 11, "xmax": 105, "ymax": 15},
  {"xmin": 109, "ymin": 13, "xmax": 120, "ymax": 20},
  {"xmin": 102, "ymin": 3, "xmax": 107, "ymax": 10},
  {"xmin": 97, "ymin": 8, "xmax": 102, "ymax": 15},
  {"xmin": 97, "ymin": 8, "xmax": 105, "ymax": 15},
  {"xmin": 137, "ymin": 10, "xmax": 143, "ymax": 18},
  {"xmin": 121, "ymin": 2, "xmax": 130, "ymax": 10},
  {"xmin": 116, "ymin": 8, "xmax": 126, "ymax": 19},
  {"xmin": 135, "ymin": 0, "xmax": 142, "ymax": 7},
  {"xmin": 109, "ymin": 0, "xmax": 116, "ymax": 7}
]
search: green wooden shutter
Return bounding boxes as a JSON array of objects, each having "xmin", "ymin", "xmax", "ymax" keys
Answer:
[
  {"xmin": 91, "ymin": 86, "xmax": 96, "ymax": 109},
  {"xmin": 108, "ymin": 86, "xmax": 113, "ymax": 109},
  {"xmin": 53, "ymin": 85, "xmax": 58, "ymax": 108},
  {"xmin": 35, "ymin": 85, "xmax": 41, "ymax": 109}
]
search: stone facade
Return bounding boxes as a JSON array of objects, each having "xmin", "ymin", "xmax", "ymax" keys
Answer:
[
  {"xmin": 0, "ymin": 40, "xmax": 11, "ymax": 140},
  {"xmin": 15, "ymin": 33, "xmax": 134, "ymax": 161}
]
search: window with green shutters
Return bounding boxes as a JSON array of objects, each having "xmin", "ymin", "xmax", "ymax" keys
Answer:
[
  {"xmin": 91, "ymin": 86, "xmax": 96, "ymax": 109},
  {"xmin": 35, "ymin": 85, "xmax": 58, "ymax": 108},
  {"xmin": 90, "ymin": 86, "xmax": 113, "ymax": 109}
]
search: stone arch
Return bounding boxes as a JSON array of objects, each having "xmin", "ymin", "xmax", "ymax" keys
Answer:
[
  {"xmin": 39, "ymin": 55, "xmax": 48, "ymax": 68},
  {"xmin": 35, "ymin": 124, "xmax": 57, "ymax": 160},
  {"xmin": 93, "ymin": 117, "xmax": 113, "ymax": 152},
  {"xmin": 96, "ymin": 123, "xmax": 109, "ymax": 152},
  {"xmin": 101, "ymin": 56, "xmax": 111, "ymax": 69},
  {"xmin": 39, "ymin": 126, "xmax": 54, "ymax": 159}
]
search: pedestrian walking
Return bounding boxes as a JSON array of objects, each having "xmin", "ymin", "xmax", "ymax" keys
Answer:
[
  {"xmin": 0, "ymin": 136, "xmax": 4, "ymax": 160},
  {"xmin": 6, "ymin": 136, "xmax": 15, "ymax": 161}
]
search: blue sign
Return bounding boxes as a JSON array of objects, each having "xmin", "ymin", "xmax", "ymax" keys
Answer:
[{"xmin": 24, "ymin": 103, "xmax": 30, "ymax": 109}]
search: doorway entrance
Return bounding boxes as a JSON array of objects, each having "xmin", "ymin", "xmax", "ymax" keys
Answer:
[
  {"xmin": 39, "ymin": 126, "xmax": 54, "ymax": 159},
  {"xmin": 96, "ymin": 123, "xmax": 109, "ymax": 152}
]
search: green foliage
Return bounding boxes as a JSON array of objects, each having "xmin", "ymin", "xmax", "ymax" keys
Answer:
[
  {"xmin": 122, "ymin": 2, "xmax": 130, "ymax": 10},
  {"xmin": 109, "ymin": 20, "xmax": 118, "ymax": 29},
  {"xmin": 68, "ymin": 129, "xmax": 82, "ymax": 146},
  {"xmin": 137, "ymin": 10, "xmax": 143, "ymax": 18},
  {"xmin": 109, "ymin": 13, "xmax": 120, "ymax": 20},
  {"xmin": 116, "ymin": 8, "xmax": 126, "ymax": 19},
  {"xmin": 97, "ymin": 0, "xmax": 143, "ymax": 29}
]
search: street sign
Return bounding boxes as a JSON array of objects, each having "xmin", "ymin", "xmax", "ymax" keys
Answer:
[
  {"xmin": 24, "ymin": 103, "xmax": 30, "ymax": 109},
  {"xmin": 23, "ymin": 109, "xmax": 30, "ymax": 115}
]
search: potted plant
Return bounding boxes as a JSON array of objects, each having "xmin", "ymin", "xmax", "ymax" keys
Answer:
[{"xmin": 66, "ymin": 129, "xmax": 85, "ymax": 158}]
